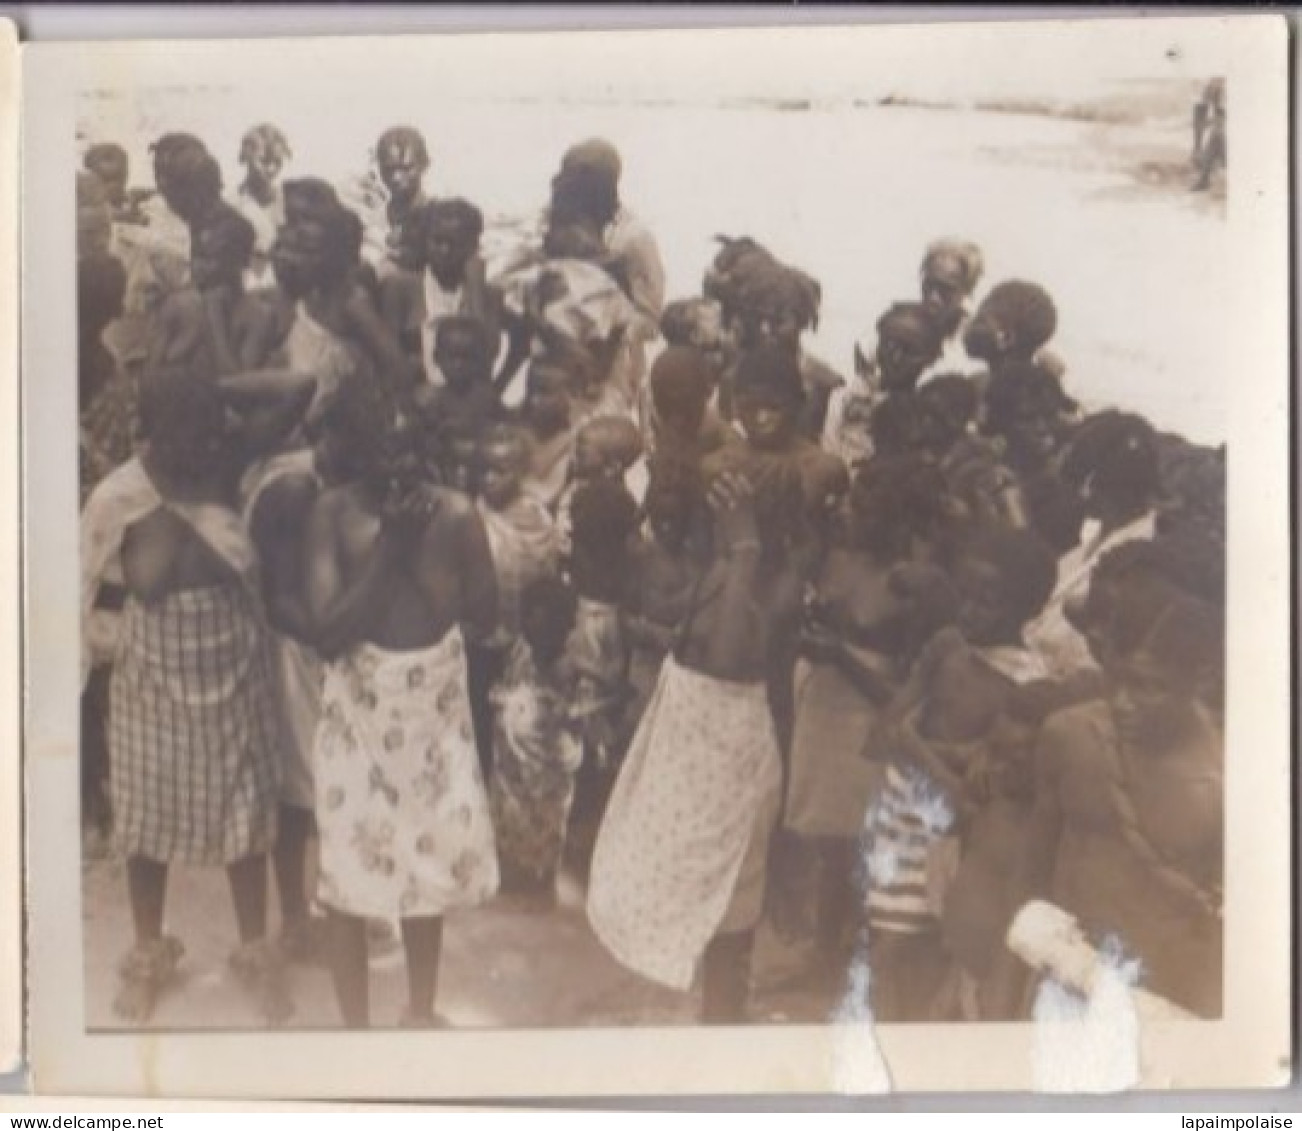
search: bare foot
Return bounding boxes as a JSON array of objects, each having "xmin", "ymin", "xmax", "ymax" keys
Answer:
[{"xmin": 112, "ymin": 936, "xmax": 184, "ymax": 1025}]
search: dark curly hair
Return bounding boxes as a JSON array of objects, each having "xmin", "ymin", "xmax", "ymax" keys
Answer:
[
  {"xmin": 1061, "ymin": 410, "xmax": 1160, "ymax": 513},
  {"xmin": 419, "ymin": 197, "xmax": 485, "ymax": 246},
  {"xmin": 965, "ymin": 280, "xmax": 1057, "ymax": 361}
]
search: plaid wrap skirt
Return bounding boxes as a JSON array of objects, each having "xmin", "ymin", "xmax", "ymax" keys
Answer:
[{"xmin": 109, "ymin": 586, "xmax": 280, "ymax": 866}]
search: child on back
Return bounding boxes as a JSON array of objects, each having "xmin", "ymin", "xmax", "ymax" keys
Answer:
[
  {"xmin": 489, "ymin": 575, "xmax": 585, "ymax": 905},
  {"xmin": 646, "ymin": 345, "xmax": 736, "ymax": 461},
  {"xmin": 863, "ymin": 521, "xmax": 1058, "ymax": 1022},
  {"xmin": 556, "ymin": 413, "xmax": 643, "ymax": 557}
]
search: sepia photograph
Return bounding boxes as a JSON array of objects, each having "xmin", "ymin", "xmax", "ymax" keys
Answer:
[{"xmin": 20, "ymin": 15, "xmax": 1290, "ymax": 1099}]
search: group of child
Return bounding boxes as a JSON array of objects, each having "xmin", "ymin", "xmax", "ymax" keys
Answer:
[{"xmin": 76, "ymin": 121, "xmax": 1226, "ymax": 1031}]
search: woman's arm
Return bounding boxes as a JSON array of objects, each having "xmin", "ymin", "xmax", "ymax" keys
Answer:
[
  {"xmin": 830, "ymin": 643, "xmax": 898, "ymax": 708},
  {"xmin": 219, "ymin": 369, "xmax": 316, "ymax": 460},
  {"xmin": 688, "ymin": 475, "xmax": 766, "ymax": 674},
  {"xmin": 343, "ymin": 288, "xmax": 422, "ymax": 394},
  {"xmin": 250, "ymin": 473, "xmax": 319, "ymax": 642},
  {"xmin": 304, "ymin": 493, "xmax": 405, "ymax": 660},
  {"xmin": 453, "ymin": 502, "xmax": 500, "ymax": 644}
]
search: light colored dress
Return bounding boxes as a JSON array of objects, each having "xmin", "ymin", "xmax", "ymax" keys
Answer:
[
  {"xmin": 314, "ymin": 628, "xmax": 500, "ymax": 920},
  {"xmin": 285, "ymin": 303, "xmax": 361, "ymax": 418},
  {"xmin": 587, "ymin": 656, "xmax": 783, "ymax": 990}
]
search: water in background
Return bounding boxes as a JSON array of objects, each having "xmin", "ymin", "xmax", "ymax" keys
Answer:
[{"xmin": 79, "ymin": 90, "xmax": 1227, "ymax": 445}]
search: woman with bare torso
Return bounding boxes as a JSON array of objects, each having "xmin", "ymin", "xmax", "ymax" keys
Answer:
[
  {"xmin": 81, "ymin": 375, "xmax": 288, "ymax": 1025},
  {"xmin": 587, "ymin": 347, "xmax": 812, "ymax": 1024},
  {"xmin": 304, "ymin": 375, "xmax": 499, "ymax": 1028}
]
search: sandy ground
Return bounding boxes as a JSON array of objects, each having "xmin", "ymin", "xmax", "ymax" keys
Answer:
[
  {"xmin": 80, "ymin": 91, "xmax": 1225, "ymax": 1034},
  {"xmin": 82, "ymin": 845, "xmax": 843, "ymax": 1032}
]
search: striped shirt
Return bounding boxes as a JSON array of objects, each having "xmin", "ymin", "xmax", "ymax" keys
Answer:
[{"xmin": 864, "ymin": 761, "xmax": 956, "ymax": 935}]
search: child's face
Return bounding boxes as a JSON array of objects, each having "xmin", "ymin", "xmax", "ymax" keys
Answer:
[
  {"xmin": 735, "ymin": 389, "xmax": 798, "ymax": 451},
  {"xmin": 244, "ymin": 146, "xmax": 284, "ymax": 192},
  {"xmin": 425, "ymin": 217, "xmax": 475, "ymax": 280},
  {"xmin": 435, "ymin": 329, "xmax": 489, "ymax": 392},
  {"xmin": 190, "ymin": 225, "xmax": 244, "ymax": 292},
  {"xmin": 378, "ymin": 144, "xmax": 425, "ymax": 206},
  {"xmin": 91, "ymin": 158, "xmax": 129, "ymax": 206},
  {"xmin": 524, "ymin": 367, "xmax": 571, "ymax": 432},
  {"xmin": 877, "ymin": 320, "xmax": 937, "ymax": 394},
  {"xmin": 1003, "ymin": 387, "xmax": 1063, "ymax": 467},
  {"xmin": 479, "ymin": 440, "xmax": 524, "ymax": 510},
  {"xmin": 915, "ymin": 388, "xmax": 967, "ymax": 454},
  {"xmin": 271, "ymin": 217, "xmax": 331, "ymax": 299},
  {"xmin": 921, "ymin": 253, "xmax": 969, "ymax": 325},
  {"xmin": 953, "ymin": 553, "xmax": 1014, "ymax": 645},
  {"xmin": 963, "ymin": 312, "xmax": 1014, "ymax": 364}
]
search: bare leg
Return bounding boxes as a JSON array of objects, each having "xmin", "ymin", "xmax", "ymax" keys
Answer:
[
  {"xmin": 327, "ymin": 910, "xmax": 369, "ymax": 1028},
  {"xmin": 116, "ymin": 857, "xmax": 181, "ymax": 1022},
  {"xmin": 701, "ymin": 930, "xmax": 755, "ymax": 1024},
  {"xmin": 126, "ymin": 856, "xmax": 168, "ymax": 942},
  {"xmin": 225, "ymin": 853, "xmax": 269, "ymax": 944},
  {"xmin": 273, "ymin": 803, "xmax": 315, "ymax": 925},
  {"xmin": 399, "ymin": 916, "xmax": 444, "ymax": 1023}
]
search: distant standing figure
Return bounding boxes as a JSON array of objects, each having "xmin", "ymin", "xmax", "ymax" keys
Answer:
[
  {"xmin": 1191, "ymin": 79, "xmax": 1226, "ymax": 192},
  {"xmin": 375, "ymin": 127, "xmax": 432, "ymax": 272},
  {"xmin": 559, "ymin": 139, "xmax": 666, "ymax": 338},
  {"xmin": 919, "ymin": 238, "xmax": 984, "ymax": 375},
  {"xmin": 235, "ymin": 124, "xmax": 293, "ymax": 290}
]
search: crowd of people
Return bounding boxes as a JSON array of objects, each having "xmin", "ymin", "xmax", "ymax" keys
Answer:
[{"xmin": 76, "ymin": 121, "xmax": 1227, "ymax": 1032}]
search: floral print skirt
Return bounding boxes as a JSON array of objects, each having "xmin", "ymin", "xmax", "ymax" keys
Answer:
[{"xmin": 314, "ymin": 630, "xmax": 500, "ymax": 920}]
